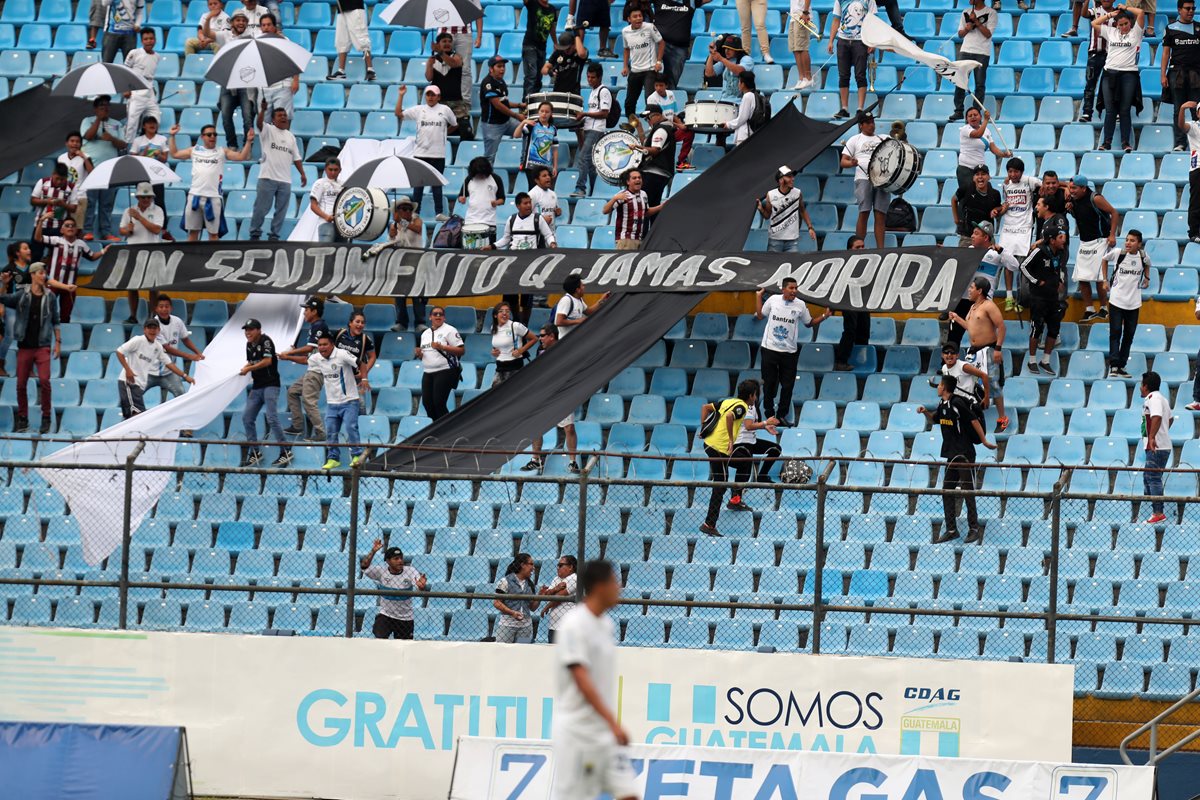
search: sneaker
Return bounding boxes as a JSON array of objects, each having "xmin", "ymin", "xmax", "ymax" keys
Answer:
[
  {"xmin": 83, "ymin": 233, "xmax": 95, "ymax": 241},
  {"xmin": 1098, "ymin": 142, "xmax": 1110, "ymax": 151},
  {"xmin": 1145, "ymin": 512, "xmax": 1168, "ymax": 524},
  {"xmin": 243, "ymin": 449, "xmax": 263, "ymax": 467},
  {"xmin": 350, "ymin": 455, "xmax": 363, "ymax": 467},
  {"xmin": 39, "ymin": 417, "xmax": 51, "ymax": 434},
  {"xmin": 1111, "ymin": 367, "xmax": 1132, "ymax": 379},
  {"xmin": 727, "ymin": 495, "xmax": 752, "ymax": 511},
  {"xmin": 567, "ymin": 461, "xmax": 580, "ymax": 474},
  {"xmin": 1027, "ymin": 361, "xmax": 1040, "ymax": 374},
  {"xmin": 1187, "ymin": 402, "xmax": 1200, "ymax": 411},
  {"xmin": 179, "ymin": 430, "xmax": 193, "ymax": 438},
  {"xmin": 1080, "ymin": 309, "xmax": 1101, "ymax": 323},
  {"xmin": 13, "ymin": 415, "xmax": 28, "ymax": 433},
  {"xmin": 762, "ymin": 54, "xmax": 775, "ymax": 64},
  {"xmin": 832, "ymin": 107, "xmax": 849, "ymax": 119},
  {"xmin": 282, "ymin": 426, "xmax": 303, "ymax": 436},
  {"xmin": 328, "ymin": 69, "xmax": 346, "ymax": 79},
  {"xmin": 790, "ymin": 78, "xmax": 811, "ymax": 90},
  {"xmin": 569, "ymin": 190, "xmax": 586, "ymax": 197},
  {"xmin": 305, "ymin": 432, "xmax": 325, "ymax": 442},
  {"xmin": 435, "ymin": 213, "xmax": 449, "ymax": 222},
  {"xmin": 964, "ymin": 528, "xmax": 984, "ymax": 544},
  {"xmin": 365, "ymin": 68, "xmax": 376, "ymax": 81},
  {"xmin": 565, "ymin": 13, "xmax": 576, "ymax": 27},
  {"xmin": 995, "ymin": 416, "xmax": 1010, "ymax": 433},
  {"xmin": 1123, "ymin": 145, "xmax": 1133, "ymax": 154},
  {"xmin": 389, "ymin": 322, "xmax": 406, "ymax": 332},
  {"xmin": 520, "ymin": 457, "xmax": 543, "ymax": 472},
  {"xmin": 699, "ymin": 522, "xmax": 722, "ymax": 537},
  {"xmin": 1174, "ymin": 145, "xmax": 1186, "ymax": 152},
  {"xmin": 1017, "ymin": 0, "xmax": 1029, "ymax": 8},
  {"xmin": 1079, "ymin": 113, "xmax": 1092, "ymax": 123},
  {"xmin": 676, "ymin": 160, "xmax": 692, "ymax": 170},
  {"xmin": 1107, "ymin": 366, "xmax": 1119, "ymax": 378},
  {"xmin": 774, "ymin": 417, "xmax": 792, "ymax": 428},
  {"xmin": 598, "ymin": 48, "xmax": 617, "ymax": 59},
  {"xmin": 321, "ymin": 458, "xmax": 341, "ymax": 470},
  {"xmin": 1039, "ymin": 361, "xmax": 1056, "ymax": 376},
  {"xmin": 272, "ymin": 451, "xmax": 294, "ymax": 467},
  {"xmin": 104, "ymin": 235, "xmax": 121, "ymax": 242},
  {"xmin": 947, "ymin": 111, "xmax": 964, "ymax": 122},
  {"xmin": 1095, "ymin": 307, "xmax": 1109, "ymax": 320},
  {"xmin": 833, "ymin": 362, "xmax": 853, "ymax": 372},
  {"xmin": 1004, "ymin": 297, "xmax": 1015, "ymax": 311},
  {"xmin": 1191, "ymin": 236, "xmax": 1200, "ymax": 245},
  {"xmin": 933, "ymin": 529, "xmax": 960, "ymax": 544},
  {"xmin": 1061, "ymin": 26, "xmax": 1078, "ymax": 37}
]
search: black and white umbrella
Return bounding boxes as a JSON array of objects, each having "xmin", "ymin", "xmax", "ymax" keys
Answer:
[
  {"xmin": 343, "ymin": 156, "xmax": 449, "ymax": 190},
  {"xmin": 76, "ymin": 155, "xmax": 181, "ymax": 193},
  {"xmin": 380, "ymin": 0, "xmax": 483, "ymax": 29},
  {"xmin": 205, "ymin": 34, "xmax": 312, "ymax": 90},
  {"xmin": 52, "ymin": 63, "xmax": 152, "ymax": 97}
]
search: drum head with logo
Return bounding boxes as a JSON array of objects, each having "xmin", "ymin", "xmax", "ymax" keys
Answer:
[
  {"xmin": 333, "ymin": 186, "xmax": 390, "ymax": 240},
  {"xmin": 868, "ymin": 138, "xmax": 922, "ymax": 195},
  {"xmin": 592, "ymin": 130, "xmax": 643, "ymax": 185}
]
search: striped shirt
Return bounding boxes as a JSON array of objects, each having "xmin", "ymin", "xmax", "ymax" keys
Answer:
[
  {"xmin": 613, "ymin": 190, "xmax": 650, "ymax": 241},
  {"xmin": 32, "ymin": 178, "xmax": 75, "ymax": 237},
  {"xmin": 42, "ymin": 236, "xmax": 90, "ymax": 285},
  {"xmin": 1087, "ymin": 5, "xmax": 1115, "ymax": 53}
]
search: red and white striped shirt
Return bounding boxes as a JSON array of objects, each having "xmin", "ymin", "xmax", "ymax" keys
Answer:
[
  {"xmin": 1088, "ymin": 5, "xmax": 1115, "ymax": 53},
  {"xmin": 613, "ymin": 190, "xmax": 650, "ymax": 241},
  {"xmin": 439, "ymin": 25, "xmax": 476, "ymax": 35},
  {"xmin": 31, "ymin": 178, "xmax": 75, "ymax": 237},
  {"xmin": 42, "ymin": 235, "xmax": 90, "ymax": 285}
]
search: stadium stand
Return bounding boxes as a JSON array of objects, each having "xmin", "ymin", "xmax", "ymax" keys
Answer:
[{"xmin": 1, "ymin": 0, "xmax": 1199, "ymax": 709}]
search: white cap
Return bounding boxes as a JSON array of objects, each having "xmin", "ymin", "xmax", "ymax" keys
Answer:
[{"xmin": 134, "ymin": 181, "xmax": 155, "ymax": 197}]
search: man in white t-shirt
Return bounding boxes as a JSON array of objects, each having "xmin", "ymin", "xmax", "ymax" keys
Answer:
[
  {"xmin": 947, "ymin": 0, "xmax": 996, "ymax": 122},
  {"xmin": 146, "ymin": 294, "xmax": 204, "ymax": 402},
  {"xmin": 119, "ymin": 182, "xmax": 165, "ymax": 245},
  {"xmin": 1102, "ymin": 230, "xmax": 1151, "ymax": 379},
  {"xmin": 551, "ymin": 560, "xmax": 638, "ymax": 800},
  {"xmin": 57, "ymin": 131, "xmax": 93, "ymax": 230},
  {"xmin": 528, "ymin": 166, "xmax": 562, "ymax": 232},
  {"xmin": 168, "ymin": 123, "xmax": 255, "ymax": 241},
  {"xmin": 396, "ymin": 84, "xmax": 458, "ymax": 221},
  {"xmin": 309, "ymin": 158, "xmax": 344, "ymax": 243},
  {"xmin": 116, "ymin": 317, "xmax": 196, "ymax": 418},
  {"xmin": 123, "ymin": 29, "xmax": 162, "ymax": 145},
  {"xmin": 359, "ymin": 540, "xmax": 429, "ymax": 639},
  {"xmin": 186, "ymin": 0, "xmax": 231, "ymax": 53},
  {"xmin": 621, "ymin": 9, "xmax": 664, "ymax": 122},
  {"xmin": 572, "ymin": 63, "xmax": 613, "ymax": 197},
  {"xmin": 309, "ymin": 331, "xmax": 365, "ymax": 469},
  {"xmin": 1139, "ymin": 371, "xmax": 1172, "ymax": 525},
  {"xmin": 250, "ymin": 106, "xmax": 305, "ymax": 241},
  {"xmin": 539, "ymin": 555, "xmax": 578, "ymax": 643},
  {"xmin": 997, "ymin": 157, "xmax": 1042, "ymax": 259},
  {"xmin": 839, "ymin": 113, "xmax": 889, "ymax": 248},
  {"xmin": 757, "ymin": 164, "xmax": 818, "ymax": 253},
  {"xmin": 554, "ymin": 274, "xmax": 610, "ymax": 339},
  {"xmin": 754, "ymin": 278, "xmax": 832, "ymax": 424}
]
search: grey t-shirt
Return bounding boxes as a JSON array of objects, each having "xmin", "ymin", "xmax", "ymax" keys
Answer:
[{"xmin": 362, "ymin": 564, "xmax": 424, "ymax": 621}]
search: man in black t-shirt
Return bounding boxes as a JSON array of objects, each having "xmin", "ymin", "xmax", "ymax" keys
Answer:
[
  {"xmin": 1019, "ymin": 230, "xmax": 1070, "ymax": 376},
  {"xmin": 1163, "ymin": 1, "xmax": 1200, "ymax": 149},
  {"xmin": 544, "ymin": 31, "xmax": 589, "ymax": 93},
  {"xmin": 239, "ymin": 318, "xmax": 292, "ymax": 467},
  {"xmin": 480, "ymin": 57, "xmax": 526, "ymax": 164},
  {"xmin": 919, "ymin": 377, "xmax": 995, "ymax": 544},
  {"xmin": 652, "ymin": 0, "xmax": 708, "ymax": 88},
  {"xmin": 523, "ymin": 0, "xmax": 559, "ymax": 97},
  {"xmin": 427, "ymin": 33, "xmax": 471, "ymax": 135},
  {"xmin": 952, "ymin": 165, "xmax": 1003, "ymax": 246}
]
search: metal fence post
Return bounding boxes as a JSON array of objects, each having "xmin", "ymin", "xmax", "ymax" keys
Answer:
[
  {"xmin": 575, "ymin": 455, "xmax": 595, "ymax": 603},
  {"xmin": 1047, "ymin": 477, "xmax": 1065, "ymax": 664},
  {"xmin": 117, "ymin": 442, "xmax": 146, "ymax": 631},
  {"xmin": 811, "ymin": 468, "xmax": 830, "ymax": 655},
  {"xmin": 345, "ymin": 470, "xmax": 361, "ymax": 638}
]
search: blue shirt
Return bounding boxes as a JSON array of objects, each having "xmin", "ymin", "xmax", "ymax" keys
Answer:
[
  {"xmin": 714, "ymin": 55, "xmax": 754, "ymax": 101},
  {"xmin": 81, "ymin": 116, "xmax": 125, "ymax": 164},
  {"xmin": 523, "ymin": 122, "xmax": 558, "ymax": 168}
]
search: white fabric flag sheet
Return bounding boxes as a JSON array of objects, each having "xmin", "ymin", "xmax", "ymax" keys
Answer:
[{"xmin": 860, "ymin": 14, "xmax": 983, "ymax": 90}]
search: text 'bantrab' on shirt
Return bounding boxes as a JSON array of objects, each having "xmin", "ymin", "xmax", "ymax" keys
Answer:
[
  {"xmin": 189, "ymin": 146, "xmax": 226, "ymax": 198},
  {"xmin": 759, "ymin": 295, "xmax": 813, "ymax": 353},
  {"xmin": 117, "ymin": 335, "xmax": 172, "ymax": 389}
]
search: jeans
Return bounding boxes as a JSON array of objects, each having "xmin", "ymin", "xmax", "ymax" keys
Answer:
[
  {"xmin": 662, "ymin": 42, "xmax": 688, "ymax": 90},
  {"xmin": 394, "ymin": 297, "xmax": 428, "ymax": 328},
  {"xmin": 1082, "ymin": 50, "xmax": 1107, "ymax": 117},
  {"xmin": 421, "ymin": 367, "xmax": 458, "ymax": 419},
  {"xmin": 878, "ymin": 0, "xmax": 905, "ymax": 33},
  {"xmin": 495, "ymin": 622, "xmax": 533, "ymax": 643},
  {"xmin": 1190, "ymin": 170, "xmax": 1200, "ymax": 240},
  {"xmin": 1107, "ymin": 304, "xmax": 1139, "ymax": 370},
  {"xmin": 317, "ymin": 222, "xmax": 338, "ymax": 242},
  {"xmin": 102, "ymin": 30, "xmax": 136, "ymax": 64},
  {"xmin": 325, "ymin": 400, "xmax": 362, "ymax": 463},
  {"xmin": 287, "ymin": 371, "xmax": 325, "ymax": 438},
  {"xmin": 220, "ymin": 88, "xmax": 255, "ymax": 147},
  {"xmin": 15, "ymin": 346, "xmax": 52, "ymax": 419},
  {"xmin": 574, "ymin": 129, "xmax": 604, "ymax": 195},
  {"xmin": 767, "ymin": 238, "xmax": 799, "ymax": 253},
  {"xmin": 243, "ymin": 385, "xmax": 286, "ymax": 448},
  {"xmin": 1144, "ymin": 448, "xmax": 1169, "ymax": 515},
  {"xmin": 86, "ymin": 187, "xmax": 117, "ymax": 238},
  {"xmin": 835, "ymin": 310, "xmax": 870, "ymax": 366},
  {"xmin": 410, "ymin": 157, "xmax": 446, "ymax": 215},
  {"xmin": 703, "ymin": 444, "xmax": 731, "ymax": 526},
  {"xmin": 0, "ymin": 307, "xmax": 16, "ymax": 368},
  {"xmin": 482, "ymin": 118, "xmax": 518, "ymax": 163},
  {"xmin": 250, "ymin": 178, "xmax": 291, "ymax": 240},
  {"xmin": 759, "ymin": 347, "xmax": 799, "ymax": 420},
  {"xmin": 953, "ymin": 51, "xmax": 989, "ymax": 116},
  {"xmin": 1101, "ymin": 70, "xmax": 1138, "ymax": 149},
  {"xmin": 522, "ymin": 44, "xmax": 546, "ymax": 98},
  {"xmin": 731, "ymin": 438, "xmax": 782, "ymax": 493},
  {"xmin": 1172, "ymin": 68, "xmax": 1200, "ymax": 147},
  {"xmin": 146, "ymin": 371, "xmax": 185, "ymax": 400},
  {"xmin": 942, "ymin": 457, "xmax": 979, "ymax": 534}
]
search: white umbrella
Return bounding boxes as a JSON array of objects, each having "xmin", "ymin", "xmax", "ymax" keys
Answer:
[
  {"xmin": 77, "ymin": 155, "xmax": 181, "ymax": 193},
  {"xmin": 52, "ymin": 63, "xmax": 152, "ymax": 97},
  {"xmin": 380, "ymin": 0, "xmax": 483, "ymax": 28},
  {"xmin": 205, "ymin": 34, "xmax": 312, "ymax": 90},
  {"xmin": 343, "ymin": 156, "xmax": 449, "ymax": 190}
]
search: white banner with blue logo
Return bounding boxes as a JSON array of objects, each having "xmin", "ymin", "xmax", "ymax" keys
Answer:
[{"xmin": 449, "ymin": 737, "xmax": 1156, "ymax": 800}]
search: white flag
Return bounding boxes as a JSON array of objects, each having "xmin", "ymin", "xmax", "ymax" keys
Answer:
[{"xmin": 860, "ymin": 13, "xmax": 982, "ymax": 90}]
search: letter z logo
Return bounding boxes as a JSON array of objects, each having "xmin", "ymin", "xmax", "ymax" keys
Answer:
[{"xmin": 1052, "ymin": 767, "xmax": 1116, "ymax": 800}]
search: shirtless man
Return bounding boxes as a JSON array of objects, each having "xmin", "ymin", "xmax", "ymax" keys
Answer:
[{"xmin": 947, "ymin": 272, "xmax": 1009, "ymax": 434}]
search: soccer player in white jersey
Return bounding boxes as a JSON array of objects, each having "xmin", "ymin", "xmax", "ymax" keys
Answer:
[{"xmin": 552, "ymin": 559, "xmax": 639, "ymax": 800}]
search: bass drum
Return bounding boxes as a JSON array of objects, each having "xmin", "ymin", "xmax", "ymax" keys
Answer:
[
  {"xmin": 525, "ymin": 91, "xmax": 585, "ymax": 128},
  {"xmin": 868, "ymin": 138, "xmax": 923, "ymax": 194},
  {"xmin": 332, "ymin": 186, "xmax": 391, "ymax": 240},
  {"xmin": 592, "ymin": 130, "xmax": 643, "ymax": 186},
  {"xmin": 682, "ymin": 100, "xmax": 738, "ymax": 133},
  {"xmin": 461, "ymin": 223, "xmax": 493, "ymax": 250}
]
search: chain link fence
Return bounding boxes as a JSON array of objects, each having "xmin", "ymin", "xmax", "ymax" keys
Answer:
[{"xmin": 1, "ymin": 443, "xmax": 1198, "ymax": 747}]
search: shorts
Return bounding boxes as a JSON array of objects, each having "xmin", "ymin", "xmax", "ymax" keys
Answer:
[
  {"xmin": 184, "ymin": 193, "xmax": 223, "ymax": 234},
  {"xmin": 1072, "ymin": 239, "xmax": 1107, "ymax": 283},
  {"xmin": 1029, "ymin": 296, "xmax": 1063, "ymax": 342},
  {"xmin": 372, "ymin": 614, "xmax": 414, "ymax": 640},
  {"xmin": 788, "ymin": 16, "xmax": 811, "ymax": 51},
  {"xmin": 577, "ymin": 0, "xmax": 611, "ymax": 28},
  {"xmin": 558, "ymin": 412, "xmax": 575, "ymax": 428},
  {"xmin": 969, "ymin": 344, "xmax": 1004, "ymax": 401},
  {"xmin": 552, "ymin": 737, "xmax": 638, "ymax": 800},
  {"xmin": 336, "ymin": 8, "xmax": 371, "ymax": 53},
  {"xmin": 997, "ymin": 226, "xmax": 1033, "ymax": 259},
  {"xmin": 854, "ymin": 178, "xmax": 889, "ymax": 214}
]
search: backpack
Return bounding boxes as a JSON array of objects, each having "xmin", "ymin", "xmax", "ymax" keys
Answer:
[
  {"xmin": 432, "ymin": 214, "xmax": 463, "ymax": 248},
  {"xmin": 699, "ymin": 398, "xmax": 732, "ymax": 439},
  {"xmin": 885, "ymin": 197, "xmax": 917, "ymax": 232},
  {"xmin": 601, "ymin": 85, "xmax": 621, "ymax": 128},
  {"xmin": 748, "ymin": 92, "xmax": 770, "ymax": 132},
  {"xmin": 335, "ymin": 327, "xmax": 369, "ymax": 370},
  {"xmin": 1089, "ymin": 194, "xmax": 1112, "ymax": 241}
]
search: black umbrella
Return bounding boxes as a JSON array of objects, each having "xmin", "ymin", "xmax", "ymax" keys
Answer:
[
  {"xmin": 76, "ymin": 155, "xmax": 181, "ymax": 193},
  {"xmin": 380, "ymin": 0, "xmax": 483, "ymax": 28},
  {"xmin": 52, "ymin": 63, "xmax": 152, "ymax": 97},
  {"xmin": 342, "ymin": 156, "xmax": 449, "ymax": 190},
  {"xmin": 205, "ymin": 34, "xmax": 312, "ymax": 89}
]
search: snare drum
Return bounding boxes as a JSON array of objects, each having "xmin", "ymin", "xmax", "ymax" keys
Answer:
[
  {"xmin": 592, "ymin": 130, "xmax": 643, "ymax": 186},
  {"xmin": 683, "ymin": 100, "xmax": 738, "ymax": 132},
  {"xmin": 462, "ymin": 223, "xmax": 494, "ymax": 250},
  {"xmin": 525, "ymin": 91, "xmax": 585, "ymax": 128},
  {"xmin": 868, "ymin": 138, "xmax": 923, "ymax": 195}
]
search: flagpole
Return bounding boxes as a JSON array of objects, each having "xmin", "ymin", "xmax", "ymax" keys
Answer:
[{"xmin": 969, "ymin": 92, "xmax": 1014, "ymax": 156}]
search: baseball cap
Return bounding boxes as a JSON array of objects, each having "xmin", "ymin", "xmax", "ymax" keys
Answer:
[
  {"xmin": 242, "ymin": 318, "xmax": 262, "ymax": 330},
  {"xmin": 384, "ymin": 547, "xmax": 404, "ymax": 560},
  {"xmin": 28, "ymin": 262, "xmax": 46, "ymax": 274},
  {"xmin": 487, "ymin": 55, "xmax": 507, "ymax": 67},
  {"xmin": 641, "ymin": 103, "xmax": 663, "ymax": 117},
  {"xmin": 143, "ymin": 317, "xmax": 160, "ymax": 328},
  {"xmin": 1071, "ymin": 174, "xmax": 1089, "ymax": 187},
  {"xmin": 972, "ymin": 164, "xmax": 990, "ymax": 175},
  {"xmin": 775, "ymin": 165, "xmax": 794, "ymax": 181},
  {"xmin": 941, "ymin": 343, "xmax": 960, "ymax": 354},
  {"xmin": 134, "ymin": 181, "xmax": 155, "ymax": 197},
  {"xmin": 975, "ymin": 220, "xmax": 995, "ymax": 239},
  {"xmin": 858, "ymin": 112, "xmax": 875, "ymax": 123},
  {"xmin": 230, "ymin": 7, "xmax": 249, "ymax": 17},
  {"xmin": 394, "ymin": 195, "xmax": 414, "ymax": 208},
  {"xmin": 424, "ymin": 84, "xmax": 440, "ymax": 96},
  {"xmin": 302, "ymin": 298, "xmax": 325, "ymax": 313}
]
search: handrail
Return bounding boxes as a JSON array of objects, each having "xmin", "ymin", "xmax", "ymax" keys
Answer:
[{"xmin": 1119, "ymin": 686, "xmax": 1200, "ymax": 766}]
